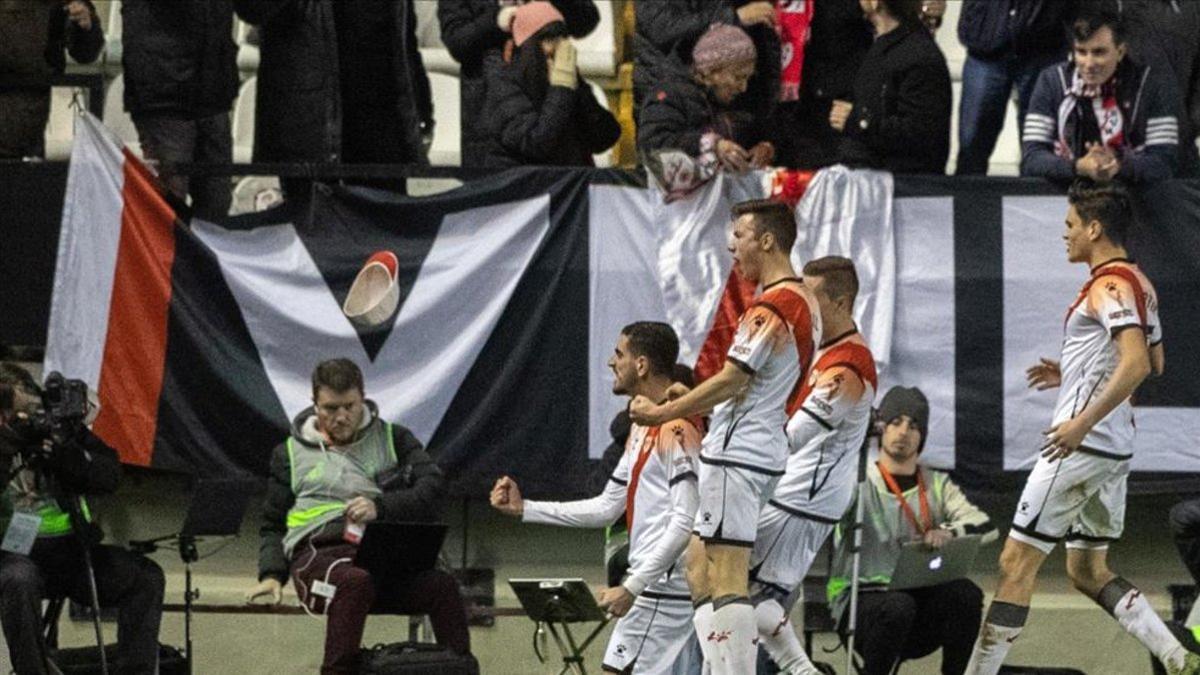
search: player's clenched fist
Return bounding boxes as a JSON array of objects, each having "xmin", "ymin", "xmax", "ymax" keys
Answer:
[
  {"xmin": 490, "ymin": 475, "xmax": 524, "ymax": 517},
  {"xmin": 629, "ymin": 395, "xmax": 665, "ymax": 426}
]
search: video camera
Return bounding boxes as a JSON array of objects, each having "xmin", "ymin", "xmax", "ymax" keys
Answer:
[{"xmin": 4, "ymin": 371, "xmax": 90, "ymax": 455}]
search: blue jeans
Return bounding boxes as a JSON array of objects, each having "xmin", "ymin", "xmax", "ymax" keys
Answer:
[{"xmin": 956, "ymin": 52, "xmax": 1060, "ymax": 175}]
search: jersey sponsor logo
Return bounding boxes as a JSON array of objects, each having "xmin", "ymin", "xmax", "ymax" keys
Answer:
[
  {"xmin": 707, "ymin": 630, "xmax": 733, "ymax": 644},
  {"xmin": 809, "ymin": 397, "xmax": 834, "ymax": 416},
  {"xmin": 1108, "ymin": 309, "xmax": 1134, "ymax": 321},
  {"xmin": 730, "ymin": 344, "xmax": 752, "ymax": 357}
]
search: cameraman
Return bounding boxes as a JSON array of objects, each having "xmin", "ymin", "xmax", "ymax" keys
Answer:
[{"xmin": 0, "ymin": 363, "xmax": 164, "ymax": 675}]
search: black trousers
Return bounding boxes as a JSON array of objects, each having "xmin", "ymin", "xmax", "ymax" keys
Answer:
[
  {"xmin": 842, "ymin": 579, "xmax": 984, "ymax": 675},
  {"xmin": 0, "ymin": 537, "xmax": 165, "ymax": 675}
]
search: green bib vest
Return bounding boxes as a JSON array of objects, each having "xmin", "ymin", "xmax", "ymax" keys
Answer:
[{"xmin": 282, "ymin": 420, "xmax": 398, "ymax": 557}]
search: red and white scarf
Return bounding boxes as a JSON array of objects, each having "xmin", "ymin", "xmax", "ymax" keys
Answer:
[
  {"xmin": 777, "ymin": 0, "xmax": 815, "ymax": 102},
  {"xmin": 1055, "ymin": 70, "xmax": 1124, "ymax": 160}
]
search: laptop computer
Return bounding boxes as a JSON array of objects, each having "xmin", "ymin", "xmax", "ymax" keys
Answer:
[
  {"xmin": 508, "ymin": 578, "xmax": 606, "ymax": 623},
  {"xmin": 180, "ymin": 478, "xmax": 257, "ymax": 538},
  {"xmin": 354, "ymin": 522, "xmax": 448, "ymax": 579},
  {"xmin": 888, "ymin": 535, "xmax": 981, "ymax": 591}
]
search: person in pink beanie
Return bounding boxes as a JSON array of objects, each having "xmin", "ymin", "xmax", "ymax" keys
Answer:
[{"xmin": 481, "ymin": 1, "xmax": 620, "ymax": 167}]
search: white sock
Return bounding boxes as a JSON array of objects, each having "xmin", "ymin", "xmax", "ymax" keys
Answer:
[
  {"xmin": 693, "ymin": 600, "xmax": 717, "ymax": 668},
  {"xmin": 754, "ymin": 599, "xmax": 818, "ymax": 674},
  {"xmin": 1104, "ymin": 580, "xmax": 1186, "ymax": 670},
  {"xmin": 710, "ymin": 596, "xmax": 758, "ymax": 675},
  {"xmin": 965, "ymin": 601, "xmax": 1028, "ymax": 675}
]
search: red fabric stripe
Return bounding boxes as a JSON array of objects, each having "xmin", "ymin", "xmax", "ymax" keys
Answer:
[
  {"xmin": 693, "ymin": 271, "xmax": 757, "ymax": 383},
  {"xmin": 91, "ymin": 149, "xmax": 177, "ymax": 467}
]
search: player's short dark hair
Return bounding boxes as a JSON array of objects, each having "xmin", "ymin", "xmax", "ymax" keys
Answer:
[
  {"xmin": 620, "ymin": 322, "xmax": 679, "ymax": 378},
  {"xmin": 0, "ymin": 362, "xmax": 40, "ymax": 396},
  {"xmin": 672, "ymin": 363, "xmax": 695, "ymax": 389},
  {"xmin": 1069, "ymin": 179, "xmax": 1133, "ymax": 246},
  {"xmin": 1070, "ymin": 8, "xmax": 1125, "ymax": 46},
  {"xmin": 312, "ymin": 358, "xmax": 364, "ymax": 399},
  {"xmin": 803, "ymin": 256, "xmax": 859, "ymax": 306},
  {"xmin": 731, "ymin": 199, "xmax": 796, "ymax": 253}
]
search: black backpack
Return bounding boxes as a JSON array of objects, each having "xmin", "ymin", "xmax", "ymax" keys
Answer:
[{"xmin": 359, "ymin": 642, "xmax": 480, "ymax": 675}]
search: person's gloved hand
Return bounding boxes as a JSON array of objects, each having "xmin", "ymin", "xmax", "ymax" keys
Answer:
[
  {"xmin": 244, "ymin": 577, "xmax": 283, "ymax": 605},
  {"xmin": 549, "ymin": 40, "xmax": 578, "ymax": 90}
]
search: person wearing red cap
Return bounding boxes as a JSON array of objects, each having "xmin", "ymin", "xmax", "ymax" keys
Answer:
[{"xmin": 480, "ymin": 1, "xmax": 621, "ymax": 167}]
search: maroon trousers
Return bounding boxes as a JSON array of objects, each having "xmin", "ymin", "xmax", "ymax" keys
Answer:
[{"xmin": 290, "ymin": 540, "xmax": 470, "ymax": 675}]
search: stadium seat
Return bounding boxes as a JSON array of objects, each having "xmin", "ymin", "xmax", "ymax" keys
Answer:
[
  {"xmin": 427, "ymin": 72, "xmax": 461, "ymax": 167},
  {"xmin": 232, "ymin": 76, "xmax": 256, "ymax": 164}
]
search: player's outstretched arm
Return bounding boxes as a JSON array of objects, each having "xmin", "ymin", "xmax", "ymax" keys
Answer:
[
  {"xmin": 630, "ymin": 361, "xmax": 750, "ymax": 426},
  {"xmin": 1025, "ymin": 358, "xmax": 1061, "ymax": 391},
  {"xmin": 1042, "ymin": 326, "xmax": 1151, "ymax": 460}
]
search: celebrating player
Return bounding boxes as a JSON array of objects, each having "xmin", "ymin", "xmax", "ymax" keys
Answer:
[
  {"xmin": 967, "ymin": 181, "xmax": 1199, "ymax": 674},
  {"xmin": 491, "ymin": 322, "xmax": 704, "ymax": 674},
  {"xmin": 630, "ymin": 199, "xmax": 821, "ymax": 674},
  {"xmin": 749, "ymin": 256, "xmax": 877, "ymax": 675}
]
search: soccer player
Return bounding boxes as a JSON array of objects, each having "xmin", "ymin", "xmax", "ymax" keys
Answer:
[
  {"xmin": 750, "ymin": 256, "xmax": 877, "ymax": 675},
  {"xmin": 967, "ymin": 180, "xmax": 1199, "ymax": 675},
  {"xmin": 491, "ymin": 322, "xmax": 704, "ymax": 674},
  {"xmin": 631, "ymin": 199, "xmax": 821, "ymax": 674}
]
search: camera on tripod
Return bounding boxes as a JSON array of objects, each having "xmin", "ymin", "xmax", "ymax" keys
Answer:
[{"xmin": 6, "ymin": 371, "xmax": 90, "ymax": 453}]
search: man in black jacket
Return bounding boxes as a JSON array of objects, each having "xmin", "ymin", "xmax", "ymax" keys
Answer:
[
  {"xmin": 234, "ymin": 0, "xmax": 433, "ymax": 195},
  {"xmin": 438, "ymin": 0, "xmax": 599, "ymax": 167},
  {"xmin": 122, "ymin": 0, "xmax": 239, "ymax": 219},
  {"xmin": 833, "ymin": 0, "xmax": 951, "ymax": 174},
  {"xmin": 955, "ymin": 0, "xmax": 1075, "ymax": 175},
  {"xmin": 0, "ymin": 0, "xmax": 104, "ymax": 159},
  {"xmin": 244, "ymin": 358, "xmax": 469, "ymax": 675},
  {"xmin": 0, "ymin": 364, "xmax": 164, "ymax": 675}
]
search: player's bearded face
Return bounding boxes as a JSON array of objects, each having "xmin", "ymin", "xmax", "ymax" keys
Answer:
[
  {"xmin": 315, "ymin": 387, "xmax": 365, "ymax": 445},
  {"xmin": 609, "ymin": 336, "xmax": 637, "ymax": 395},
  {"xmin": 728, "ymin": 215, "xmax": 763, "ymax": 282}
]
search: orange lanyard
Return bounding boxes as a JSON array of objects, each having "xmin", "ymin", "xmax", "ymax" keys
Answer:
[
  {"xmin": 877, "ymin": 462, "xmax": 932, "ymax": 535},
  {"xmin": 625, "ymin": 426, "xmax": 660, "ymax": 532}
]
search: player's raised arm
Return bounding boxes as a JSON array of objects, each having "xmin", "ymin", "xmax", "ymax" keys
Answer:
[{"xmin": 630, "ymin": 361, "xmax": 750, "ymax": 426}]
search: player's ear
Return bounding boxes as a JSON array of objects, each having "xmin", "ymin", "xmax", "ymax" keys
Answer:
[
  {"xmin": 1087, "ymin": 218, "xmax": 1105, "ymax": 242},
  {"xmin": 759, "ymin": 229, "xmax": 775, "ymax": 252},
  {"xmin": 635, "ymin": 355, "xmax": 649, "ymax": 379}
]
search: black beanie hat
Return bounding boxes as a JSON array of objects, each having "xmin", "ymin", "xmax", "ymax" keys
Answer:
[{"xmin": 878, "ymin": 386, "xmax": 930, "ymax": 451}]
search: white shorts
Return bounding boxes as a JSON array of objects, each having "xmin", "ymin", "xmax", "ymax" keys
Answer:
[
  {"xmin": 749, "ymin": 502, "xmax": 836, "ymax": 594},
  {"xmin": 693, "ymin": 459, "xmax": 780, "ymax": 546},
  {"xmin": 1010, "ymin": 450, "xmax": 1130, "ymax": 554},
  {"xmin": 602, "ymin": 593, "xmax": 695, "ymax": 674}
]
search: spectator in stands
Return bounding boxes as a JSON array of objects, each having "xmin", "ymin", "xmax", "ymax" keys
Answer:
[
  {"xmin": 918, "ymin": 0, "xmax": 947, "ymax": 35},
  {"xmin": 638, "ymin": 23, "xmax": 774, "ymax": 174},
  {"xmin": 482, "ymin": 2, "xmax": 620, "ymax": 167},
  {"xmin": 0, "ymin": 0, "xmax": 103, "ymax": 159},
  {"xmin": 955, "ymin": 0, "xmax": 1075, "ymax": 176},
  {"xmin": 121, "ymin": 0, "xmax": 238, "ymax": 220},
  {"xmin": 833, "ymin": 0, "xmax": 952, "ymax": 174},
  {"xmin": 783, "ymin": 0, "xmax": 874, "ymax": 169},
  {"xmin": 828, "ymin": 386, "xmax": 998, "ymax": 675},
  {"xmin": 438, "ymin": 0, "xmax": 599, "ymax": 167},
  {"xmin": 244, "ymin": 358, "xmax": 471, "ymax": 675},
  {"xmin": 1101, "ymin": 0, "xmax": 1200, "ymax": 176},
  {"xmin": 233, "ymin": 0, "xmax": 433, "ymax": 195},
  {"xmin": 1021, "ymin": 9, "xmax": 1182, "ymax": 184},
  {"xmin": 633, "ymin": 1, "xmax": 781, "ymax": 129}
]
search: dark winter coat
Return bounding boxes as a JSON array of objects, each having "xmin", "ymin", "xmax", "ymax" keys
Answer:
[
  {"xmin": 633, "ymin": 0, "xmax": 781, "ymax": 123},
  {"xmin": 837, "ymin": 22, "xmax": 951, "ymax": 174},
  {"xmin": 801, "ymin": 0, "xmax": 873, "ymax": 105},
  {"xmin": 483, "ymin": 63, "xmax": 621, "ymax": 167},
  {"xmin": 257, "ymin": 410, "xmax": 444, "ymax": 582},
  {"xmin": 121, "ymin": 0, "xmax": 239, "ymax": 119},
  {"xmin": 0, "ymin": 0, "xmax": 104, "ymax": 80},
  {"xmin": 1021, "ymin": 58, "xmax": 1182, "ymax": 183},
  {"xmin": 233, "ymin": 0, "xmax": 431, "ymax": 164},
  {"xmin": 957, "ymin": 0, "xmax": 1074, "ymax": 59},
  {"xmin": 637, "ymin": 59, "xmax": 766, "ymax": 157},
  {"xmin": 439, "ymin": 0, "xmax": 599, "ymax": 167}
]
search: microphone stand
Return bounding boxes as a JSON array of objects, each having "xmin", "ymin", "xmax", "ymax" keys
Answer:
[{"xmin": 131, "ymin": 532, "xmax": 199, "ymax": 675}]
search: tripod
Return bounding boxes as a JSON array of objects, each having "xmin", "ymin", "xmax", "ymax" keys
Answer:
[{"xmin": 62, "ymin": 491, "xmax": 109, "ymax": 675}]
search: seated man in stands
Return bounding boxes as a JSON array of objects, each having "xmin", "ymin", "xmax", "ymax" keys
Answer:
[
  {"xmin": 1021, "ymin": 8, "xmax": 1182, "ymax": 184},
  {"xmin": 827, "ymin": 386, "xmax": 997, "ymax": 675},
  {"xmin": 244, "ymin": 358, "xmax": 471, "ymax": 675}
]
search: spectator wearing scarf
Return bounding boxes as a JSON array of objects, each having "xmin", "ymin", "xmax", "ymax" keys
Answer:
[{"xmin": 1021, "ymin": 9, "xmax": 1183, "ymax": 183}]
